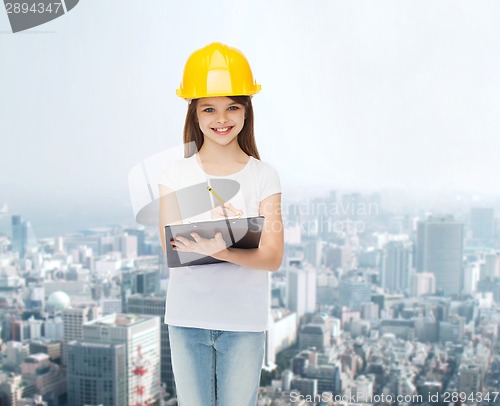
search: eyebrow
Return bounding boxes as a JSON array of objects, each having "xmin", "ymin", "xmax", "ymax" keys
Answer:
[{"xmin": 198, "ymin": 102, "xmax": 242, "ymax": 108}]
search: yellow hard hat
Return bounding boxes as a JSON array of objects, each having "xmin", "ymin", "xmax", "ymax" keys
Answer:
[{"xmin": 176, "ymin": 42, "xmax": 261, "ymax": 99}]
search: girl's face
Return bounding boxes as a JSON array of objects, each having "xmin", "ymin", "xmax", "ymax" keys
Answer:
[{"xmin": 196, "ymin": 96, "xmax": 245, "ymax": 148}]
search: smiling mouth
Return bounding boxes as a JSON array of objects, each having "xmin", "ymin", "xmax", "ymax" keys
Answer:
[{"xmin": 211, "ymin": 126, "xmax": 233, "ymax": 135}]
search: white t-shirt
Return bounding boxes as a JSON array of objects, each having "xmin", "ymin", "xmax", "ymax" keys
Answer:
[{"xmin": 159, "ymin": 153, "xmax": 281, "ymax": 332}]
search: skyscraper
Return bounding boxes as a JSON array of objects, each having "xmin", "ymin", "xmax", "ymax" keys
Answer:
[
  {"xmin": 81, "ymin": 313, "xmax": 161, "ymax": 405},
  {"xmin": 127, "ymin": 294, "xmax": 175, "ymax": 397},
  {"xmin": 62, "ymin": 305, "xmax": 100, "ymax": 364},
  {"xmin": 67, "ymin": 341, "xmax": 127, "ymax": 406},
  {"xmin": 416, "ymin": 215, "xmax": 464, "ymax": 295},
  {"xmin": 382, "ymin": 241, "xmax": 412, "ymax": 293},
  {"xmin": 11, "ymin": 215, "xmax": 28, "ymax": 258},
  {"xmin": 287, "ymin": 260, "xmax": 316, "ymax": 321}
]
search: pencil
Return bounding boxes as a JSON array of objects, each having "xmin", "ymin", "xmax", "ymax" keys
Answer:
[
  {"xmin": 207, "ymin": 186, "xmax": 225, "ymax": 205},
  {"xmin": 207, "ymin": 185, "xmax": 237, "ymax": 245},
  {"xmin": 207, "ymin": 185, "xmax": 242, "ymax": 219}
]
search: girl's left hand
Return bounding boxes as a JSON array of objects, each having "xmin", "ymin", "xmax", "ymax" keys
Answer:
[{"xmin": 171, "ymin": 232, "xmax": 228, "ymax": 258}]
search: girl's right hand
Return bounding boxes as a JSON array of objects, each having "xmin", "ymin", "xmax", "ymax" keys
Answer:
[{"xmin": 211, "ymin": 202, "xmax": 242, "ymax": 219}]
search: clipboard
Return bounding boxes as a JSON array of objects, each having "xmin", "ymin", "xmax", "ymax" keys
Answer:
[{"xmin": 164, "ymin": 216, "xmax": 265, "ymax": 268}]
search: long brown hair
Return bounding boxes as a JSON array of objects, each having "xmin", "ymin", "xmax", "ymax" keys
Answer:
[{"xmin": 183, "ymin": 96, "xmax": 261, "ymax": 160}]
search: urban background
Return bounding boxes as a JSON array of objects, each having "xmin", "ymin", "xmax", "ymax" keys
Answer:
[{"xmin": 2, "ymin": 1, "xmax": 500, "ymax": 405}]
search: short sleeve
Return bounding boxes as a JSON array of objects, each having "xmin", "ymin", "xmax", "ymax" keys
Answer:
[{"xmin": 260, "ymin": 163, "xmax": 281, "ymax": 201}]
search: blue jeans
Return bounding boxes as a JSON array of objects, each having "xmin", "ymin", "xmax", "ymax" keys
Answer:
[{"xmin": 168, "ymin": 325, "xmax": 265, "ymax": 406}]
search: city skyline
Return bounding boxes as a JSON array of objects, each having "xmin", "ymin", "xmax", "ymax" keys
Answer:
[
  {"xmin": 2, "ymin": 184, "xmax": 500, "ymax": 239},
  {"xmin": 1, "ymin": 184, "xmax": 500, "ymax": 404}
]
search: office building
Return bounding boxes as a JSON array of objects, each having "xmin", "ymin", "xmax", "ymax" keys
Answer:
[
  {"xmin": 299, "ymin": 322, "xmax": 329, "ymax": 351},
  {"xmin": 5, "ymin": 341, "xmax": 29, "ymax": 370},
  {"xmin": 29, "ymin": 340, "xmax": 62, "ymax": 363},
  {"xmin": 124, "ymin": 228, "xmax": 147, "ymax": 256},
  {"xmin": 11, "ymin": 318, "xmax": 30, "ymax": 342},
  {"xmin": 27, "ymin": 317, "xmax": 43, "ymax": 340},
  {"xmin": 11, "ymin": 215, "xmax": 28, "ymax": 258},
  {"xmin": 339, "ymin": 276, "xmax": 371, "ymax": 311},
  {"xmin": 457, "ymin": 361, "xmax": 483, "ymax": 394},
  {"xmin": 101, "ymin": 298, "xmax": 122, "ymax": 315},
  {"xmin": 382, "ymin": 241, "xmax": 412, "ymax": 293},
  {"xmin": 81, "ymin": 313, "xmax": 161, "ymax": 405},
  {"xmin": 483, "ymin": 252, "xmax": 500, "ymax": 280},
  {"xmin": 121, "ymin": 267, "xmax": 159, "ymax": 312},
  {"xmin": 416, "ymin": 215, "xmax": 464, "ymax": 295},
  {"xmin": 0, "ymin": 374, "xmax": 24, "ymax": 406},
  {"xmin": 411, "ymin": 271, "xmax": 435, "ymax": 297},
  {"xmin": 438, "ymin": 315, "xmax": 465, "ymax": 343},
  {"xmin": 62, "ymin": 305, "xmax": 100, "ymax": 364},
  {"xmin": 44, "ymin": 317, "xmax": 64, "ymax": 341},
  {"xmin": 20, "ymin": 354, "xmax": 66, "ymax": 404},
  {"xmin": 290, "ymin": 378, "xmax": 317, "ymax": 399},
  {"xmin": 118, "ymin": 234, "xmax": 138, "ymax": 259},
  {"xmin": 291, "ymin": 349, "xmax": 318, "ymax": 376},
  {"xmin": 127, "ymin": 294, "xmax": 175, "ymax": 397},
  {"xmin": 266, "ymin": 309, "xmax": 298, "ymax": 368},
  {"xmin": 303, "ymin": 362, "xmax": 342, "ymax": 394},
  {"xmin": 463, "ymin": 262, "xmax": 480, "ymax": 295},
  {"xmin": 287, "ymin": 260, "xmax": 316, "ymax": 321},
  {"xmin": 67, "ymin": 341, "xmax": 127, "ymax": 406}
]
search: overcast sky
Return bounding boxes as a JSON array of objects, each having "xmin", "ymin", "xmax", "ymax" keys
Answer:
[{"xmin": 1, "ymin": 0, "xmax": 500, "ymax": 235}]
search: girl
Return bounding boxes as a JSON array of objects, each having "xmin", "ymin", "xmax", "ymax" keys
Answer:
[{"xmin": 159, "ymin": 42, "xmax": 283, "ymax": 406}]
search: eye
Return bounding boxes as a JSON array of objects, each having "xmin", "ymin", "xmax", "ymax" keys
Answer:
[
  {"xmin": 203, "ymin": 107, "xmax": 214, "ymax": 113},
  {"xmin": 228, "ymin": 106, "xmax": 240, "ymax": 111}
]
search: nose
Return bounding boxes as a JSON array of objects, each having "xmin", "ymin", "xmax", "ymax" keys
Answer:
[{"xmin": 216, "ymin": 111, "xmax": 228, "ymax": 124}]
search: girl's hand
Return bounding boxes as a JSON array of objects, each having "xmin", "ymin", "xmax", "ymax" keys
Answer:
[
  {"xmin": 211, "ymin": 202, "xmax": 242, "ymax": 219},
  {"xmin": 171, "ymin": 232, "xmax": 228, "ymax": 258}
]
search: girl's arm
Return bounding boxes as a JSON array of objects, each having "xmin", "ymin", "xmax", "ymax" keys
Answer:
[
  {"xmin": 212, "ymin": 193, "xmax": 284, "ymax": 271},
  {"xmin": 158, "ymin": 184, "xmax": 183, "ymax": 254}
]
